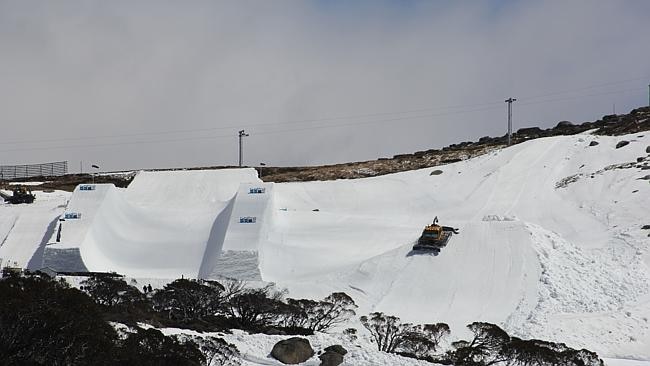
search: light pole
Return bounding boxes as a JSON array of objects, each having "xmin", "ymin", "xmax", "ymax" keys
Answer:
[
  {"xmin": 259, "ymin": 162, "xmax": 266, "ymax": 179},
  {"xmin": 91, "ymin": 164, "xmax": 99, "ymax": 184},
  {"xmin": 505, "ymin": 97, "xmax": 517, "ymax": 145},
  {"xmin": 238, "ymin": 130, "xmax": 249, "ymax": 167}
]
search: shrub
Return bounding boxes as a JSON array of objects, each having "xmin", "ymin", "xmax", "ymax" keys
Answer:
[
  {"xmin": 450, "ymin": 322, "xmax": 604, "ymax": 366},
  {"xmin": 81, "ymin": 275, "xmax": 144, "ymax": 308},
  {"xmin": 225, "ymin": 284, "xmax": 289, "ymax": 330},
  {"xmin": 360, "ymin": 312, "xmax": 416, "ymax": 353},
  {"xmin": 286, "ymin": 292, "xmax": 357, "ymax": 332},
  {"xmin": 151, "ymin": 279, "xmax": 225, "ymax": 323},
  {"xmin": 0, "ymin": 273, "xmax": 117, "ymax": 365}
]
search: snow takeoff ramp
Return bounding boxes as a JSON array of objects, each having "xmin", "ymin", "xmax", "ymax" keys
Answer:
[{"xmin": 44, "ymin": 169, "xmax": 264, "ymax": 279}]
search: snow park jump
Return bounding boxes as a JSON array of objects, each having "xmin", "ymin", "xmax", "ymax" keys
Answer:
[
  {"xmin": 43, "ymin": 169, "xmax": 272, "ymax": 279},
  {"xmin": 2, "ymin": 132, "xmax": 649, "ymax": 362}
]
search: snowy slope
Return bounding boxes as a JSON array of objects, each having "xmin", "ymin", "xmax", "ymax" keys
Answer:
[
  {"xmin": 7, "ymin": 131, "xmax": 650, "ymax": 362},
  {"xmin": 0, "ymin": 190, "xmax": 69, "ymax": 269},
  {"xmin": 259, "ymin": 133, "xmax": 650, "ymax": 359}
]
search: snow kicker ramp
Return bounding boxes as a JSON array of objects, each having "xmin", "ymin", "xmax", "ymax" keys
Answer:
[{"xmin": 44, "ymin": 169, "xmax": 267, "ymax": 279}]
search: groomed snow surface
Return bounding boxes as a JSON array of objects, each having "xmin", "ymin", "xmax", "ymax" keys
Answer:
[{"xmin": 2, "ymin": 132, "xmax": 650, "ymax": 365}]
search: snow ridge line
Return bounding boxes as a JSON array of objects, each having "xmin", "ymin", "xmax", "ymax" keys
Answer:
[{"xmin": 0, "ymin": 216, "xmax": 17, "ymax": 249}]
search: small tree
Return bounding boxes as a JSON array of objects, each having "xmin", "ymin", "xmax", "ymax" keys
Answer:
[
  {"xmin": 178, "ymin": 335, "xmax": 241, "ymax": 366},
  {"xmin": 0, "ymin": 273, "xmax": 117, "ymax": 365},
  {"xmin": 360, "ymin": 312, "xmax": 415, "ymax": 353},
  {"xmin": 451, "ymin": 322, "xmax": 510, "ymax": 365},
  {"xmin": 115, "ymin": 328, "xmax": 204, "ymax": 366},
  {"xmin": 286, "ymin": 292, "xmax": 357, "ymax": 332},
  {"xmin": 151, "ymin": 279, "xmax": 225, "ymax": 322},
  {"xmin": 400, "ymin": 323, "xmax": 450, "ymax": 358},
  {"xmin": 225, "ymin": 284, "xmax": 288, "ymax": 330},
  {"xmin": 81, "ymin": 275, "xmax": 144, "ymax": 307},
  {"xmin": 343, "ymin": 328, "xmax": 358, "ymax": 342},
  {"xmin": 451, "ymin": 323, "xmax": 604, "ymax": 366}
]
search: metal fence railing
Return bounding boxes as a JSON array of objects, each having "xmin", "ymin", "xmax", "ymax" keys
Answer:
[{"xmin": 0, "ymin": 161, "xmax": 68, "ymax": 180}]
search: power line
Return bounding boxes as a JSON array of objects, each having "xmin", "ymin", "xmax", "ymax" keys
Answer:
[
  {"xmin": 0, "ymin": 85, "xmax": 646, "ymax": 155},
  {"xmin": 518, "ymin": 87, "xmax": 646, "ymax": 108},
  {"xmin": 0, "ymin": 104, "xmax": 504, "ymax": 154},
  {"xmin": 518, "ymin": 75, "xmax": 650, "ymax": 101},
  {"xmin": 0, "ymin": 100, "xmax": 505, "ymax": 146},
  {"xmin": 0, "ymin": 78, "xmax": 648, "ymax": 154},
  {"xmin": 3, "ymin": 74, "xmax": 649, "ymax": 147}
]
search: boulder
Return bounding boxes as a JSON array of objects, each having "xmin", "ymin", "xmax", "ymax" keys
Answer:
[
  {"xmin": 589, "ymin": 141, "xmax": 599, "ymax": 147},
  {"xmin": 271, "ymin": 337, "xmax": 314, "ymax": 364},
  {"xmin": 516, "ymin": 127, "xmax": 544, "ymax": 135},
  {"xmin": 646, "ymin": 146, "xmax": 650, "ymax": 153},
  {"xmin": 324, "ymin": 345, "xmax": 348, "ymax": 356},
  {"xmin": 441, "ymin": 158, "xmax": 462, "ymax": 164},
  {"xmin": 639, "ymin": 175, "xmax": 650, "ymax": 181},
  {"xmin": 603, "ymin": 114, "xmax": 619, "ymax": 122},
  {"xmin": 615, "ymin": 141, "xmax": 629, "ymax": 149},
  {"xmin": 642, "ymin": 225, "xmax": 650, "ymax": 230},
  {"xmin": 319, "ymin": 351, "xmax": 344, "ymax": 366},
  {"xmin": 430, "ymin": 169, "xmax": 443, "ymax": 176},
  {"xmin": 555, "ymin": 120, "xmax": 574, "ymax": 128}
]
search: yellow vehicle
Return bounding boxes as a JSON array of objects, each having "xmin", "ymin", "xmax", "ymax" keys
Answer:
[{"xmin": 413, "ymin": 217, "xmax": 458, "ymax": 253}]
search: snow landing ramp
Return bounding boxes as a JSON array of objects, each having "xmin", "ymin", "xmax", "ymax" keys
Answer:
[{"xmin": 43, "ymin": 169, "xmax": 269, "ymax": 279}]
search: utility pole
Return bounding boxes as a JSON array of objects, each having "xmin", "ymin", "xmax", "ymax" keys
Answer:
[
  {"xmin": 505, "ymin": 97, "xmax": 517, "ymax": 146},
  {"xmin": 648, "ymin": 84, "xmax": 649, "ymax": 106},
  {"xmin": 238, "ymin": 130, "xmax": 249, "ymax": 167},
  {"xmin": 91, "ymin": 164, "xmax": 99, "ymax": 184}
]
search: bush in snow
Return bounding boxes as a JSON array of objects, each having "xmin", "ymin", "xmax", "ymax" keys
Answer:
[
  {"xmin": 0, "ymin": 272, "xmax": 116, "ymax": 365},
  {"xmin": 0, "ymin": 273, "xmax": 212, "ymax": 366},
  {"xmin": 449, "ymin": 322, "xmax": 603, "ymax": 366},
  {"xmin": 224, "ymin": 283, "xmax": 290, "ymax": 330},
  {"xmin": 284, "ymin": 292, "xmax": 358, "ymax": 332},
  {"xmin": 400, "ymin": 323, "xmax": 451, "ymax": 358},
  {"xmin": 360, "ymin": 312, "xmax": 417, "ymax": 353},
  {"xmin": 343, "ymin": 327, "xmax": 358, "ymax": 342},
  {"xmin": 360, "ymin": 312, "xmax": 450, "ymax": 357},
  {"xmin": 81, "ymin": 274, "xmax": 145, "ymax": 307},
  {"xmin": 114, "ymin": 327, "xmax": 205, "ymax": 365},
  {"xmin": 450, "ymin": 322, "xmax": 510, "ymax": 365},
  {"xmin": 151, "ymin": 279, "xmax": 226, "ymax": 323},
  {"xmin": 175, "ymin": 334, "xmax": 241, "ymax": 366}
]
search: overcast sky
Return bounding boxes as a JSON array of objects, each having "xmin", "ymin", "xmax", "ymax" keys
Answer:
[{"xmin": 1, "ymin": 0, "xmax": 649, "ymax": 172}]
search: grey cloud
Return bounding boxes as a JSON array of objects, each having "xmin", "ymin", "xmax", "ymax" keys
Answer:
[{"xmin": 0, "ymin": 1, "xmax": 649, "ymax": 171}]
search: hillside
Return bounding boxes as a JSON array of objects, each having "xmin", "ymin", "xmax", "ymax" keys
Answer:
[
  {"xmin": 1, "ymin": 107, "xmax": 650, "ymax": 365},
  {"xmin": 3, "ymin": 106, "xmax": 648, "ymax": 191},
  {"xmin": 259, "ymin": 105, "xmax": 650, "ymax": 182}
]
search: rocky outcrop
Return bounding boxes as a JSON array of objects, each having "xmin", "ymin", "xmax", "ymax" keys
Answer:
[
  {"xmin": 324, "ymin": 345, "xmax": 347, "ymax": 356},
  {"xmin": 271, "ymin": 337, "xmax": 314, "ymax": 364},
  {"xmin": 616, "ymin": 141, "xmax": 630, "ymax": 149},
  {"xmin": 319, "ymin": 351, "xmax": 343, "ymax": 366},
  {"xmin": 319, "ymin": 345, "xmax": 347, "ymax": 366}
]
